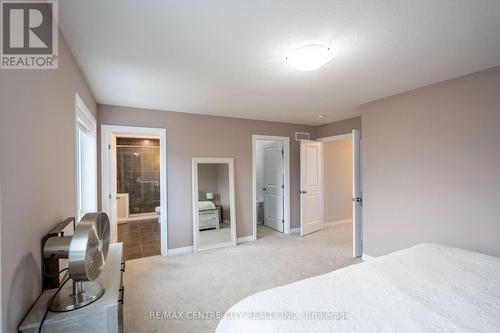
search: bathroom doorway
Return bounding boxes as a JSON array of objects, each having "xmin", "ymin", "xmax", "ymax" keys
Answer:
[
  {"xmin": 101, "ymin": 125, "xmax": 167, "ymax": 259},
  {"xmin": 115, "ymin": 137, "xmax": 160, "ymax": 260},
  {"xmin": 251, "ymin": 135, "xmax": 291, "ymax": 240}
]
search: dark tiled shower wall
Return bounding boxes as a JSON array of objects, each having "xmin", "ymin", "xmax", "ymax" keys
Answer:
[{"xmin": 116, "ymin": 139, "xmax": 160, "ymax": 215}]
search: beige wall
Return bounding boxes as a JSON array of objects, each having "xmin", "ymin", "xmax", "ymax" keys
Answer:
[
  {"xmin": 362, "ymin": 66, "xmax": 500, "ymax": 257},
  {"xmin": 323, "ymin": 139, "xmax": 353, "ymax": 222},
  {"xmin": 98, "ymin": 105, "xmax": 315, "ymax": 248},
  {"xmin": 0, "ymin": 33, "xmax": 96, "ymax": 332},
  {"xmin": 316, "ymin": 116, "xmax": 361, "ymax": 138}
]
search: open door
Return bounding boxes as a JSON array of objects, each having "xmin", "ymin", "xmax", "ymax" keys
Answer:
[
  {"xmin": 352, "ymin": 130, "xmax": 363, "ymax": 257},
  {"xmin": 108, "ymin": 133, "xmax": 118, "ymax": 242},
  {"xmin": 263, "ymin": 141, "xmax": 284, "ymax": 232},
  {"xmin": 300, "ymin": 141, "xmax": 323, "ymax": 236}
]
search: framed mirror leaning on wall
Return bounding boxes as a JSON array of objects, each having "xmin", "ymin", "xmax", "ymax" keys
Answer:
[{"xmin": 192, "ymin": 157, "xmax": 237, "ymax": 252}]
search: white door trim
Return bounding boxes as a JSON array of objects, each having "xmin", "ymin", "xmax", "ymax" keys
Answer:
[
  {"xmin": 101, "ymin": 125, "xmax": 168, "ymax": 256},
  {"xmin": 74, "ymin": 93, "xmax": 97, "ymax": 221},
  {"xmin": 252, "ymin": 135, "xmax": 291, "ymax": 240}
]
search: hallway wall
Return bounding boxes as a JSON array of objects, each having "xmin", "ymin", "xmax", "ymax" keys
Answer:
[
  {"xmin": 323, "ymin": 139, "xmax": 353, "ymax": 223},
  {"xmin": 0, "ymin": 32, "xmax": 96, "ymax": 333}
]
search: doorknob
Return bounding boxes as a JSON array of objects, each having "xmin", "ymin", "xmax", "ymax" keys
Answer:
[
  {"xmin": 262, "ymin": 187, "xmax": 267, "ymax": 191},
  {"xmin": 300, "ymin": 190, "xmax": 307, "ymax": 194}
]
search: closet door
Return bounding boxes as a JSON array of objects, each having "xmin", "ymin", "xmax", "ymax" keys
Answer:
[{"xmin": 263, "ymin": 141, "xmax": 284, "ymax": 232}]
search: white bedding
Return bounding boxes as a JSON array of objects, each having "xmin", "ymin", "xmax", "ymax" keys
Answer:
[
  {"xmin": 216, "ymin": 244, "xmax": 500, "ymax": 333},
  {"xmin": 199, "ymin": 201, "xmax": 216, "ymax": 211}
]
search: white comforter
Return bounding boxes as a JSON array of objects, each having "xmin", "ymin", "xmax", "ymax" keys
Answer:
[
  {"xmin": 216, "ymin": 244, "xmax": 500, "ymax": 333},
  {"xmin": 199, "ymin": 201, "xmax": 216, "ymax": 211}
]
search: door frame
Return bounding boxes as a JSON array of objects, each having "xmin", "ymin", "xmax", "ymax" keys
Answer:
[
  {"xmin": 101, "ymin": 125, "xmax": 168, "ymax": 256},
  {"xmin": 317, "ymin": 130, "xmax": 363, "ymax": 257},
  {"xmin": 252, "ymin": 135, "xmax": 291, "ymax": 240}
]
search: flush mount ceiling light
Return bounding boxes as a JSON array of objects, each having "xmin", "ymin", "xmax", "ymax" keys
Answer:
[
  {"xmin": 317, "ymin": 114, "xmax": 327, "ymax": 119},
  {"xmin": 285, "ymin": 45, "xmax": 334, "ymax": 71}
]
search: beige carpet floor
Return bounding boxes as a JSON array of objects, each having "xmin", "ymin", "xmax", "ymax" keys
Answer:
[{"xmin": 123, "ymin": 222, "xmax": 361, "ymax": 333}]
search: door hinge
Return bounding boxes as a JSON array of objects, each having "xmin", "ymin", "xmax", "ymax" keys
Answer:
[
  {"xmin": 281, "ymin": 185, "xmax": 284, "ymax": 189},
  {"xmin": 282, "ymin": 219, "xmax": 285, "ymax": 224},
  {"xmin": 109, "ymin": 193, "xmax": 112, "ymax": 199},
  {"xmin": 108, "ymin": 144, "xmax": 111, "ymax": 150},
  {"xmin": 352, "ymin": 194, "xmax": 363, "ymax": 205},
  {"xmin": 281, "ymin": 149, "xmax": 284, "ymax": 155}
]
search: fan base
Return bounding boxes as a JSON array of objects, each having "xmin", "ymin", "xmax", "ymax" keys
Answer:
[{"xmin": 50, "ymin": 281, "xmax": 105, "ymax": 312}]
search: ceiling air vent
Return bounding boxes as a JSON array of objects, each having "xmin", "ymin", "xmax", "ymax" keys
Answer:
[{"xmin": 295, "ymin": 132, "xmax": 311, "ymax": 141}]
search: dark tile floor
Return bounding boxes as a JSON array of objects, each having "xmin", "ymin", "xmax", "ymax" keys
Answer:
[{"xmin": 117, "ymin": 219, "xmax": 161, "ymax": 260}]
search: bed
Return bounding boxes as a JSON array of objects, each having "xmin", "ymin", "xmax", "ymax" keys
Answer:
[
  {"xmin": 198, "ymin": 201, "xmax": 220, "ymax": 230},
  {"xmin": 215, "ymin": 243, "xmax": 500, "ymax": 333}
]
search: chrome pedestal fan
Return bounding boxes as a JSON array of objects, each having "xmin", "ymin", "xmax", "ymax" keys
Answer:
[{"xmin": 43, "ymin": 212, "xmax": 110, "ymax": 312}]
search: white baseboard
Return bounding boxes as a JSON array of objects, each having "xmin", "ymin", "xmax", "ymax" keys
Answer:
[
  {"xmin": 324, "ymin": 219, "xmax": 352, "ymax": 226},
  {"xmin": 290, "ymin": 220, "xmax": 351, "ymax": 235},
  {"xmin": 168, "ymin": 245, "xmax": 193, "ymax": 256},
  {"xmin": 362, "ymin": 254, "xmax": 374, "ymax": 261},
  {"xmin": 237, "ymin": 236, "xmax": 254, "ymax": 244}
]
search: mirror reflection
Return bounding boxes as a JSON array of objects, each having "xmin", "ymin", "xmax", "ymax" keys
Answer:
[{"xmin": 197, "ymin": 163, "xmax": 232, "ymax": 247}]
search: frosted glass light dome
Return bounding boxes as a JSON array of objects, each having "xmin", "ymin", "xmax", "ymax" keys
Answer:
[{"xmin": 285, "ymin": 45, "xmax": 334, "ymax": 71}]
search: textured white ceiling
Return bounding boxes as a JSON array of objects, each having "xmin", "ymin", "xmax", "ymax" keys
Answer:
[{"xmin": 59, "ymin": 0, "xmax": 500, "ymax": 125}]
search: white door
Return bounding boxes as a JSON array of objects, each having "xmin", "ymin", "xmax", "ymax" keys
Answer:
[
  {"xmin": 300, "ymin": 141, "xmax": 323, "ymax": 236},
  {"xmin": 352, "ymin": 130, "xmax": 363, "ymax": 257},
  {"xmin": 108, "ymin": 134, "xmax": 118, "ymax": 242},
  {"xmin": 263, "ymin": 141, "xmax": 284, "ymax": 232}
]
